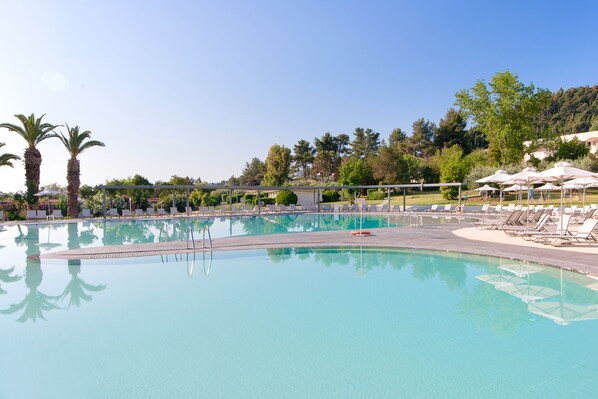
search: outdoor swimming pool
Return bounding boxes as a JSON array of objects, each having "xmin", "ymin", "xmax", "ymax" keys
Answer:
[{"xmin": 1, "ymin": 218, "xmax": 597, "ymax": 398}]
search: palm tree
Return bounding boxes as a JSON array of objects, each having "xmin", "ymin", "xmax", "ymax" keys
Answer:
[
  {"xmin": 0, "ymin": 114, "xmax": 58, "ymax": 203},
  {"xmin": 56, "ymin": 124, "xmax": 105, "ymax": 217},
  {"xmin": 0, "ymin": 142, "xmax": 21, "ymax": 168}
]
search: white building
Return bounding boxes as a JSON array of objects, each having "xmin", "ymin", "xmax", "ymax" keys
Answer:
[{"xmin": 524, "ymin": 130, "xmax": 598, "ymax": 162}]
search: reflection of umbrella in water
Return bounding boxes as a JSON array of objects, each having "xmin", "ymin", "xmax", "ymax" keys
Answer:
[
  {"xmin": 528, "ymin": 268, "xmax": 598, "ymax": 326},
  {"xmin": 475, "ymin": 274, "xmax": 526, "ymax": 288},
  {"xmin": 37, "ymin": 225, "xmax": 61, "ymax": 251},
  {"xmin": 528, "ymin": 302, "xmax": 598, "ymax": 325},
  {"xmin": 499, "ymin": 263, "xmax": 543, "ymax": 277},
  {"xmin": 498, "ymin": 284, "xmax": 560, "ymax": 303}
]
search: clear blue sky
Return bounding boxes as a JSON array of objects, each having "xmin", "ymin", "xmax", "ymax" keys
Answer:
[{"xmin": 1, "ymin": 0, "xmax": 597, "ymax": 192}]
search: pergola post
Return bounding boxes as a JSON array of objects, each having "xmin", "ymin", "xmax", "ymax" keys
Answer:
[
  {"xmin": 387, "ymin": 188, "xmax": 391, "ymax": 212},
  {"xmin": 186, "ymin": 188, "xmax": 190, "ymax": 215},
  {"xmin": 229, "ymin": 188, "xmax": 233, "ymax": 212},
  {"xmin": 458, "ymin": 184, "xmax": 462, "ymax": 207},
  {"xmin": 402, "ymin": 188, "xmax": 406, "ymax": 212},
  {"xmin": 102, "ymin": 187, "xmax": 106, "ymax": 219},
  {"xmin": 257, "ymin": 189, "xmax": 261, "ymax": 214}
]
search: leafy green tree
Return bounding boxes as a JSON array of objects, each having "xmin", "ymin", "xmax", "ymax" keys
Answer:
[
  {"xmin": 338, "ymin": 157, "xmax": 372, "ymax": 188},
  {"xmin": 434, "ymin": 108, "xmax": 469, "ymax": 152},
  {"xmin": 240, "ymin": 157, "xmax": 266, "ymax": 186},
  {"xmin": 369, "ymin": 143, "xmax": 404, "ymax": 184},
  {"xmin": 292, "ymin": 139, "xmax": 315, "ymax": 178},
  {"xmin": 548, "ymin": 137, "xmax": 591, "ymax": 161},
  {"xmin": 0, "ymin": 113, "xmax": 58, "ymax": 203},
  {"xmin": 350, "ymin": 127, "xmax": 380, "ymax": 158},
  {"xmin": 0, "ymin": 142, "xmax": 21, "ymax": 168},
  {"xmin": 456, "ymin": 70, "xmax": 551, "ymax": 165},
  {"xmin": 312, "ymin": 132, "xmax": 340, "ymax": 180},
  {"xmin": 534, "ymin": 86, "xmax": 598, "ymax": 136},
  {"xmin": 438, "ymin": 145, "xmax": 467, "ymax": 200},
  {"xmin": 263, "ymin": 144, "xmax": 291, "ymax": 186},
  {"xmin": 408, "ymin": 118, "xmax": 435, "ymax": 158},
  {"xmin": 56, "ymin": 124, "xmax": 105, "ymax": 217}
]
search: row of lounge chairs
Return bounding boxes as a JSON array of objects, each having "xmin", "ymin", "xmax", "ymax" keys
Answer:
[
  {"xmin": 25, "ymin": 209, "xmax": 64, "ymax": 220},
  {"xmin": 474, "ymin": 206, "xmax": 598, "ymax": 246}
]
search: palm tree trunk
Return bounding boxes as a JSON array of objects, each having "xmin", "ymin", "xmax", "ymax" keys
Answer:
[
  {"xmin": 24, "ymin": 146, "xmax": 42, "ymax": 204},
  {"xmin": 67, "ymin": 157, "xmax": 80, "ymax": 218}
]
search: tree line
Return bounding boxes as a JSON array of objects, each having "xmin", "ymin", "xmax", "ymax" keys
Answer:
[{"xmin": 231, "ymin": 71, "xmax": 596, "ymax": 200}]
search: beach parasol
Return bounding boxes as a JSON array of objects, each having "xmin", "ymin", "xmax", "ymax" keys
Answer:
[
  {"xmin": 34, "ymin": 189, "xmax": 62, "ymax": 212},
  {"xmin": 535, "ymin": 162, "xmax": 597, "ymax": 234},
  {"xmin": 562, "ymin": 176, "xmax": 598, "ymax": 209},
  {"xmin": 475, "ymin": 184, "xmax": 497, "ymax": 192},
  {"xmin": 505, "ymin": 167, "xmax": 540, "ymax": 213},
  {"xmin": 476, "ymin": 170, "xmax": 512, "ymax": 207}
]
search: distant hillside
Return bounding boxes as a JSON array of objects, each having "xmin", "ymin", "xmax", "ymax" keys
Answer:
[{"xmin": 534, "ymin": 85, "xmax": 598, "ymax": 137}]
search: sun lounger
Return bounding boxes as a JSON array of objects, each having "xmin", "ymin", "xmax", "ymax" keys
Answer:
[
  {"xmin": 170, "ymin": 207, "xmax": 179, "ymax": 216},
  {"xmin": 475, "ymin": 211, "xmax": 522, "ymax": 230},
  {"xmin": 157, "ymin": 208, "xmax": 167, "ymax": 216},
  {"xmin": 26, "ymin": 210, "xmax": 37, "ymax": 220},
  {"xmin": 392, "ymin": 205, "xmax": 402, "ymax": 212},
  {"xmin": 322, "ymin": 204, "xmax": 333, "ymax": 212},
  {"xmin": 0, "ymin": 210, "xmax": 4, "ymax": 221},
  {"xmin": 442, "ymin": 204, "xmax": 452, "ymax": 213},
  {"xmin": 368, "ymin": 204, "xmax": 377, "ymax": 212},
  {"xmin": 36, "ymin": 210, "xmax": 47, "ymax": 220},
  {"xmin": 80, "ymin": 209, "xmax": 92, "ymax": 218},
  {"xmin": 523, "ymin": 214, "xmax": 573, "ymax": 242},
  {"xmin": 108, "ymin": 208, "xmax": 119, "ymax": 217},
  {"xmin": 51, "ymin": 209, "xmax": 64, "ymax": 220},
  {"xmin": 538, "ymin": 218, "xmax": 598, "ymax": 245},
  {"xmin": 147, "ymin": 208, "xmax": 156, "ymax": 217},
  {"xmin": 428, "ymin": 204, "xmax": 439, "ymax": 212},
  {"xmin": 503, "ymin": 213, "xmax": 551, "ymax": 236}
]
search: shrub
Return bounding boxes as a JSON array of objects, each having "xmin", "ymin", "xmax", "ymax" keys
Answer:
[
  {"xmin": 366, "ymin": 191, "xmax": 386, "ymax": 200},
  {"xmin": 322, "ymin": 189, "xmax": 340, "ymax": 202},
  {"xmin": 275, "ymin": 190, "xmax": 298, "ymax": 205}
]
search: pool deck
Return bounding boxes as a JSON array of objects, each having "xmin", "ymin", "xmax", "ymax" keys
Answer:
[{"xmin": 40, "ymin": 220, "xmax": 598, "ymax": 278}]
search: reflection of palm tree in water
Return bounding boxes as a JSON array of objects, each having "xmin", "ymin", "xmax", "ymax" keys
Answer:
[
  {"xmin": 0, "ymin": 267, "xmax": 21, "ymax": 294},
  {"xmin": 0, "ymin": 258, "xmax": 60, "ymax": 322},
  {"xmin": 1, "ymin": 225, "xmax": 60, "ymax": 322},
  {"xmin": 60, "ymin": 263, "xmax": 106, "ymax": 308},
  {"xmin": 60, "ymin": 223, "xmax": 105, "ymax": 308}
]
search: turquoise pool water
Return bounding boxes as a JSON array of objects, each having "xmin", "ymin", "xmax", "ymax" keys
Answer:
[{"xmin": 1, "ymin": 221, "xmax": 597, "ymax": 398}]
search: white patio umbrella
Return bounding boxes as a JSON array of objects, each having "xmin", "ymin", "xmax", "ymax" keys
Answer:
[
  {"xmin": 536, "ymin": 183, "xmax": 560, "ymax": 203},
  {"xmin": 535, "ymin": 162, "xmax": 598, "ymax": 233},
  {"xmin": 476, "ymin": 170, "xmax": 512, "ymax": 207},
  {"xmin": 505, "ymin": 167, "xmax": 539, "ymax": 210},
  {"xmin": 503, "ymin": 184, "xmax": 529, "ymax": 203},
  {"xmin": 34, "ymin": 189, "xmax": 62, "ymax": 212},
  {"xmin": 563, "ymin": 176, "xmax": 598, "ymax": 208},
  {"xmin": 475, "ymin": 184, "xmax": 497, "ymax": 192}
]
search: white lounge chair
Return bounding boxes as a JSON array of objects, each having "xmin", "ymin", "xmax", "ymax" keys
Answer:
[
  {"xmin": 428, "ymin": 204, "xmax": 439, "ymax": 212},
  {"xmin": 26, "ymin": 210, "xmax": 37, "ymax": 220},
  {"xmin": 80, "ymin": 209, "xmax": 92, "ymax": 218},
  {"xmin": 443, "ymin": 204, "xmax": 452, "ymax": 212},
  {"xmin": 51, "ymin": 209, "xmax": 64, "ymax": 220},
  {"xmin": 36, "ymin": 210, "xmax": 47, "ymax": 220},
  {"xmin": 540, "ymin": 218, "xmax": 598, "ymax": 246}
]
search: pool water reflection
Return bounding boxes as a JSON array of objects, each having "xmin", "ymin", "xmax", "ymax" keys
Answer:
[{"xmin": 1, "ymin": 237, "xmax": 597, "ymax": 397}]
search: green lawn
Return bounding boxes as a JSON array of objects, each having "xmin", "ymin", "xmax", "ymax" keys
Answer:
[{"xmin": 331, "ymin": 188, "xmax": 598, "ymax": 207}]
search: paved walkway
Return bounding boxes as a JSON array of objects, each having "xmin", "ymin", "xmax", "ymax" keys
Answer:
[{"xmin": 41, "ymin": 222, "xmax": 598, "ymax": 278}]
